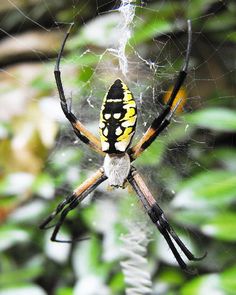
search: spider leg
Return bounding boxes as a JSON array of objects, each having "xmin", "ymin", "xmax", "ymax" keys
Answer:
[
  {"xmin": 39, "ymin": 193, "xmax": 76, "ymax": 230},
  {"xmin": 51, "ymin": 170, "xmax": 107, "ymax": 243},
  {"xmin": 128, "ymin": 166, "xmax": 206, "ymax": 270},
  {"xmin": 50, "ymin": 198, "xmax": 83, "ymax": 243},
  {"xmin": 129, "ymin": 20, "xmax": 192, "ymax": 161},
  {"xmin": 39, "ymin": 168, "xmax": 107, "ymax": 235},
  {"xmin": 54, "ymin": 23, "xmax": 104, "ymax": 156},
  {"xmin": 149, "ymin": 203, "xmax": 206, "ymax": 261}
]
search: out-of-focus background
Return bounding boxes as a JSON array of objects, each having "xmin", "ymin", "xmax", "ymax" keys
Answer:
[{"xmin": 0, "ymin": 0, "xmax": 236, "ymax": 294}]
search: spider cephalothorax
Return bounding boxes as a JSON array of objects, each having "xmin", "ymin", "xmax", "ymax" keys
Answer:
[
  {"xmin": 103, "ymin": 152, "xmax": 131, "ymax": 187},
  {"xmin": 40, "ymin": 21, "xmax": 206, "ymax": 271}
]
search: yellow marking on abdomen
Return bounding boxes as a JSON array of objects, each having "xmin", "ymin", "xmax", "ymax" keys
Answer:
[
  {"xmin": 123, "ymin": 107, "xmax": 136, "ymax": 120},
  {"xmin": 117, "ymin": 127, "xmax": 133, "ymax": 142}
]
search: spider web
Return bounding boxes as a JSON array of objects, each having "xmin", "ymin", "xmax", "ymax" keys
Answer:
[
  {"xmin": 0, "ymin": 0, "xmax": 232, "ymax": 167},
  {"xmin": 0, "ymin": 0, "xmax": 235, "ymax": 294}
]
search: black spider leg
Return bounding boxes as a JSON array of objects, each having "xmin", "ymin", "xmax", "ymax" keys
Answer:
[
  {"xmin": 128, "ymin": 167, "xmax": 206, "ymax": 270},
  {"xmin": 54, "ymin": 23, "xmax": 102, "ymax": 154},
  {"xmin": 137, "ymin": 97, "xmax": 184, "ymax": 154},
  {"xmin": 39, "ymin": 193, "xmax": 77, "ymax": 230},
  {"xmin": 129, "ymin": 20, "xmax": 192, "ymax": 160},
  {"xmin": 128, "ymin": 170, "xmax": 187, "ymax": 269},
  {"xmin": 50, "ymin": 172, "xmax": 107, "ymax": 243},
  {"xmin": 54, "ymin": 24, "xmax": 81, "ymax": 138},
  {"xmin": 50, "ymin": 197, "xmax": 84, "ymax": 243},
  {"xmin": 152, "ymin": 19, "xmax": 192, "ymax": 127},
  {"xmin": 39, "ymin": 168, "xmax": 106, "ymax": 232}
]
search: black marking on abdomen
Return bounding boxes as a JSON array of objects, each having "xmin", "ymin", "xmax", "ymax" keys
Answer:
[{"xmin": 101, "ymin": 102, "xmax": 126, "ymax": 153}]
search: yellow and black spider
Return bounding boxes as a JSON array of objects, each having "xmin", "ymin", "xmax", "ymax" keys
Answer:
[{"xmin": 40, "ymin": 21, "xmax": 205, "ymax": 270}]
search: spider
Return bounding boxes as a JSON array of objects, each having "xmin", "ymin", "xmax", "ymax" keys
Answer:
[{"xmin": 40, "ymin": 20, "xmax": 205, "ymax": 270}]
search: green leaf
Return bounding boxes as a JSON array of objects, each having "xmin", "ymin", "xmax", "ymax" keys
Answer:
[
  {"xmin": 0, "ymin": 265, "xmax": 43, "ymax": 287},
  {"xmin": 31, "ymin": 75, "xmax": 53, "ymax": 92},
  {"xmin": 56, "ymin": 287, "xmax": 73, "ymax": 295},
  {"xmin": 0, "ymin": 226, "xmax": 30, "ymax": 251},
  {"xmin": 33, "ymin": 173, "xmax": 55, "ymax": 198},
  {"xmin": 181, "ymin": 267, "xmax": 236, "ymax": 295},
  {"xmin": 0, "ymin": 285, "xmax": 46, "ymax": 295},
  {"xmin": 173, "ymin": 170, "xmax": 236, "ymax": 209},
  {"xmin": 227, "ymin": 32, "xmax": 236, "ymax": 43},
  {"xmin": 78, "ymin": 65, "xmax": 93, "ymax": 83},
  {"xmin": 221, "ymin": 265, "xmax": 236, "ymax": 294},
  {"xmin": 135, "ymin": 138, "xmax": 165, "ymax": 166},
  {"xmin": 185, "ymin": 108, "xmax": 236, "ymax": 132},
  {"xmin": 67, "ymin": 51, "xmax": 101, "ymax": 67},
  {"xmin": 200, "ymin": 148, "xmax": 236, "ymax": 172},
  {"xmin": 0, "ymin": 172, "xmax": 34, "ymax": 196},
  {"xmin": 204, "ymin": 12, "xmax": 236, "ymax": 32},
  {"xmin": 110, "ymin": 272, "xmax": 125, "ymax": 294},
  {"xmin": 172, "ymin": 209, "xmax": 215, "ymax": 228},
  {"xmin": 72, "ymin": 236, "xmax": 110, "ymax": 279},
  {"xmin": 69, "ymin": 14, "xmax": 120, "ymax": 48},
  {"xmin": 186, "ymin": 0, "xmax": 215, "ymax": 18},
  {"xmin": 201, "ymin": 212, "xmax": 236, "ymax": 241},
  {"xmin": 181, "ymin": 274, "xmax": 222, "ymax": 295},
  {"xmin": 130, "ymin": 18, "xmax": 172, "ymax": 46},
  {"xmin": 0, "ymin": 122, "xmax": 11, "ymax": 139},
  {"xmin": 159, "ymin": 267, "xmax": 184, "ymax": 285},
  {"xmin": 165, "ymin": 120, "xmax": 194, "ymax": 145}
]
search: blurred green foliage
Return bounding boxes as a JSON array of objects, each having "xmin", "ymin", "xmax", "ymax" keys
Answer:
[{"xmin": 0, "ymin": 0, "xmax": 236, "ymax": 294}]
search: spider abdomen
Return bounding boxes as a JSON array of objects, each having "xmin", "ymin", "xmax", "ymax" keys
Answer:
[{"xmin": 99, "ymin": 79, "xmax": 137, "ymax": 154}]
